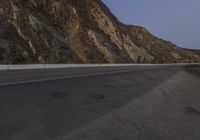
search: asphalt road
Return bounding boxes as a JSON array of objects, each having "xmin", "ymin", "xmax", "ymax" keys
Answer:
[{"xmin": 0, "ymin": 65, "xmax": 199, "ymax": 140}]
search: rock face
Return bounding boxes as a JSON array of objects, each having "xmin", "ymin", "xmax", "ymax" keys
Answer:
[{"xmin": 0, "ymin": 0, "xmax": 200, "ymax": 64}]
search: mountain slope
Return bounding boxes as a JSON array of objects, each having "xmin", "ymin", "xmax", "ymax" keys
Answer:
[{"xmin": 0, "ymin": 0, "xmax": 200, "ymax": 64}]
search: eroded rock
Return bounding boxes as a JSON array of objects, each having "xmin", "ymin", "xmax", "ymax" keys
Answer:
[{"xmin": 0, "ymin": 0, "xmax": 199, "ymax": 64}]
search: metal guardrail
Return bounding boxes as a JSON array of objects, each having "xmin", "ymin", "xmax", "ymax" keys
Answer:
[{"xmin": 0, "ymin": 63, "xmax": 199, "ymax": 70}]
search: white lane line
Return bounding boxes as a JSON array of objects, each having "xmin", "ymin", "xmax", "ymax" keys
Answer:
[{"xmin": 0, "ymin": 68, "xmax": 149, "ymax": 87}]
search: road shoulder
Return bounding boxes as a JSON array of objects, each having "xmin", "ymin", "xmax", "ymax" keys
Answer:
[{"xmin": 60, "ymin": 69, "xmax": 200, "ymax": 140}]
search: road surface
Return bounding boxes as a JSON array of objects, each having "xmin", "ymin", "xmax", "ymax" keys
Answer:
[{"xmin": 0, "ymin": 65, "xmax": 200, "ymax": 140}]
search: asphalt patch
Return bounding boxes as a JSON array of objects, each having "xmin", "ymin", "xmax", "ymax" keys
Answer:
[
  {"xmin": 184, "ymin": 106, "xmax": 200, "ymax": 116},
  {"xmin": 184, "ymin": 65, "xmax": 200, "ymax": 77},
  {"xmin": 51, "ymin": 91, "xmax": 67, "ymax": 98},
  {"xmin": 90, "ymin": 94, "xmax": 106, "ymax": 100}
]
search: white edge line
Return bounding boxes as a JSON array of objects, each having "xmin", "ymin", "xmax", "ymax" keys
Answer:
[{"xmin": 0, "ymin": 63, "xmax": 199, "ymax": 71}]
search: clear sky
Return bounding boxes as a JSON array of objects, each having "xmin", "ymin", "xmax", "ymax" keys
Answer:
[{"xmin": 102, "ymin": 0, "xmax": 200, "ymax": 50}]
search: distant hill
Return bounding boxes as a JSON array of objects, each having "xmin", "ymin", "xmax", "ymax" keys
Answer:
[
  {"xmin": 185, "ymin": 49, "xmax": 200, "ymax": 57},
  {"xmin": 0, "ymin": 0, "xmax": 200, "ymax": 64}
]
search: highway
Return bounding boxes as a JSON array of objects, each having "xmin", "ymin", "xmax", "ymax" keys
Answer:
[{"xmin": 0, "ymin": 65, "xmax": 200, "ymax": 140}]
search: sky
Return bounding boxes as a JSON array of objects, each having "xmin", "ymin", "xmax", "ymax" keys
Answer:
[{"xmin": 102, "ymin": 0, "xmax": 200, "ymax": 50}]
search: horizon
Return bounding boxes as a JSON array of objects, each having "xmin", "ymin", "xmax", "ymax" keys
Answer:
[{"xmin": 102, "ymin": 0, "xmax": 200, "ymax": 50}]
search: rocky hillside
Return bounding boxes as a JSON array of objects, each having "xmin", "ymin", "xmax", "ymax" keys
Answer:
[{"xmin": 0, "ymin": 0, "xmax": 200, "ymax": 64}]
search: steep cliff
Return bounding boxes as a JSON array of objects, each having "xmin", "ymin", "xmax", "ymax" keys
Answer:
[{"xmin": 0, "ymin": 0, "xmax": 200, "ymax": 64}]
